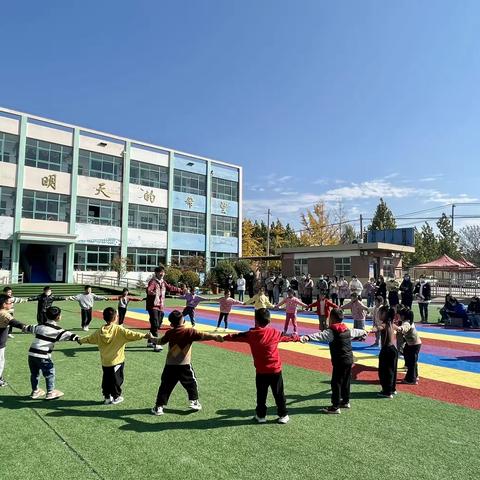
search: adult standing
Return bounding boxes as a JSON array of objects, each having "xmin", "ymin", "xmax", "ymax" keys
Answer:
[
  {"xmin": 399, "ymin": 274, "xmax": 414, "ymax": 308},
  {"xmin": 365, "ymin": 278, "xmax": 377, "ymax": 308},
  {"xmin": 236, "ymin": 274, "xmax": 246, "ymax": 302},
  {"xmin": 349, "ymin": 275, "xmax": 363, "ymax": 297},
  {"xmin": 273, "ymin": 274, "xmax": 284, "ymax": 304},
  {"xmin": 146, "ymin": 266, "xmax": 184, "ymax": 351},
  {"xmin": 290, "ymin": 277, "xmax": 299, "ymax": 297},
  {"xmin": 246, "ymin": 272, "xmax": 255, "ymax": 299},
  {"xmin": 337, "ymin": 275, "xmax": 349, "ymax": 306},
  {"xmin": 413, "ymin": 275, "xmax": 431, "ymax": 323},
  {"xmin": 386, "ymin": 278, "xmax": 400, "ymax": 307},
  {"xmin": 330, "ymin": 276, "xmax": 339, "ymax": 305},
  {"xmin": 316, "ymin": 275, "xmax": 329, "ymax": 297},
  {"xmin": 376, "ymin": 275, "xmax": 387, "ymax": 302},
  {"xmin": 304, "ymin": 274, "xmax": 314, "ymax": 305},
  {"xmin": 265, "ymin": 275, "xmax": 275, "ymax": 304},
  {"xmin": 226, "ymin": 274, "xmax": 235, "ymax": 298},
  {"xmin": 298, "ymin": 275, "xmax": 306, "ymax": 303}
]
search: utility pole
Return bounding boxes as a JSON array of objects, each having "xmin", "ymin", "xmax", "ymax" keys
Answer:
[
  {"xmin": 359, "ymin": 214, "xmax": 363, "ymax": 240},
  {"xmin": 266, "ymin": 208, "xmax": 271, "ymax": 272},
  {"xmin": 451, "ymin": 204, "xmax": 456, "ymax": 231}
]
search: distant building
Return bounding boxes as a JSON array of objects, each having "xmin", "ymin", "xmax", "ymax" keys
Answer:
[
  {"xmin": 0, "ymin": 107, "xmax": 242, "ymax": 284},
  {"xmin": 279, "ymin": 242, "xmax": 415, "ymax": 281}
]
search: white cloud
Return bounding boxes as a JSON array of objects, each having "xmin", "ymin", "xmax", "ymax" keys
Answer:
[{"xmin": 384, "ymin": 172, "xmax": 399, "ymax": 179}]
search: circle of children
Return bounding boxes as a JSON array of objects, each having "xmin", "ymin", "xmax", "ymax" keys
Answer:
[{"xmin": 1, "ymin": 268, "xmax": 479, "ymax": 424}]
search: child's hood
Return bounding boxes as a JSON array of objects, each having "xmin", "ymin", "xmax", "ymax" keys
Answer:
[{"xmin": 98, "ymin": 323, "xmax": 118, "ymax": 344}]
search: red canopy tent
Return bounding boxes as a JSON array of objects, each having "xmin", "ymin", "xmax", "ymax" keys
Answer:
[{"xmin": 414, "ymin": 254, "xmax": 479, "ymax": 281}]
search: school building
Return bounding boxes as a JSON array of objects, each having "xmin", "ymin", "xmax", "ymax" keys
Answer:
[
  {"xmin": 0, "ymin": 107, "xmax": 242, "ymax": 284},
  {"xmin": 279, "ymin": 242, "xmax": 415, "ymax": 282}
]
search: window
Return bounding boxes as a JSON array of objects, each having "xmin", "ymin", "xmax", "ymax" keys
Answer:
[
  {"xmin": 127, "ymin": 248, "xmax": 167, "ymax": 272},
  {"xmin": 173, "ymin": 169, "xmax": 206, "ymax": 196},
  {"xmin": 74, "ymin": 245, "xmax": 120, "ymax": 271},
  {"xmin": 22, "ymin": 190, "xmax": 69, "ymax": 222},
  {"xmin": 0, "ymin": 132, "xmax": 19, "ymax": 164},
  {"xmin": 0, "ymin": 186, "xmax": 15, "ymax": 216},
  {"xmin": 334, "ymin": 257, "xmax": 351, "ymax": 277},
  {"xmin": 171, "ymin": 250, "xmax": 205, "ymax": 269},
  {"xmin": 76, "ymin": 197, "xmax": 121, "ymax": 226},
  {"xmin": 211, "ymin": 252, "xmax": 237, "ymax": 267},
  {"xmin": 0, "ymin": 240, "xmax": 11, "ymax": 269},
  {"xmin": 130, "ymin": 160, "xmax": 168, "ymax": 189},
  {"xmin": 212, "ymin": 177, "xmax": 238, "ymax": 201},
  {"xmin": 78, "ymin": 149, "xmax": 123, "ymax": 181},
  {"xmin": 128, "ymin": 204, "xmax": 167, "ymax": 231},
  {"xmin": 211, "ymin": 215, "xmax": 238, "ymax": 237},
  {"xmin": 172, "ymin": 209, "xmax": 205, "ymax": 234},
  {"xmin": 383, "ymin": 258, "xmax": 394, "ymax": 278},
  {"xmin": 25, "ymin": 138, "xmax": 73, "ymax": 172},
  {"xmin": 294, "ymin": 258, "xmax": 308, "ymax": 277}
]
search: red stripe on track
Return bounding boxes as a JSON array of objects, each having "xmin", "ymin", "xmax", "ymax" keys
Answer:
[{"xmin": 94, "ymin": 312, "xmax": 480, "ymax": 410}]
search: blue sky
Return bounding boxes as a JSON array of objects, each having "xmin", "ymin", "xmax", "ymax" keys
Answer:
[{"xmin": 2, "ymin": 0, "xmax": 480, "ymax": 231}]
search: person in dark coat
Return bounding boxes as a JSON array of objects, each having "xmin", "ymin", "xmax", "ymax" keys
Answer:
[
  {"xmin": 376, "ymin": 276, "xmax": 387, "ymax": 302},
  {"xmin": 399, "ymin": 274, "xmax": 414, "ymax": 308}
]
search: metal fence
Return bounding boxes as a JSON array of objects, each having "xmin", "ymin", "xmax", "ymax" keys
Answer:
[
  {"xmin": 0, "ymin": 273, "xmax": 24, "ymax": 284},
  {"xmin": 73, "ymin": 273, "xmax": 142, "ymax": 290},
  {"xmin": 431, "ymin": 281, "xmax": 480, "ymax": 299}
]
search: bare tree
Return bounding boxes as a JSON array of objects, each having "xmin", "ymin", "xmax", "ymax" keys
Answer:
[{"xmin": 459, "ymin": 225, "xmax": 480, "ymax": 265}]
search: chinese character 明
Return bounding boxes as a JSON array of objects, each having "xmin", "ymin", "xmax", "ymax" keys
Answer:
[
  {"xmin": 220, "ymin": 201, "xmax": 229, "ymax": 214},
  {"xmin": 41, "ymin": 174, "xmax": 57, "ymax": 190},
  {"xmin": 185, "ymin": 196, "xmax": 194, "ymax": 209},
  {"xmin": 143, "ymin": 189, "xmax": 156, "ymax": 203},
  {"xmin": 95, "ymin": 183, "xmax": 111, "ymax": 198}
]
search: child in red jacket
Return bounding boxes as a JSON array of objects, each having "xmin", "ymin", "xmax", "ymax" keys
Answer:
[
  {"xmin": 223, "ymin": 308, "xmax": 299, "ymax": 424},
  {"xmin": 308, "ymin": 293, "xmax": 338, "ymax": 330}
]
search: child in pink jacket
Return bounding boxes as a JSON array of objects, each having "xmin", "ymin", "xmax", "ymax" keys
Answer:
[
  {"xmin": 215, "ymin": 290, "xmax": 244, "ymax": 331},
  {"xmin": 275, "ymin": 289, "xmax": 308, "ymax": 335}
]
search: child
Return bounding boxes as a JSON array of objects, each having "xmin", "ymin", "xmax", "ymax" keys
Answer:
[
  {"xmin": 151, "ymin": 310, "xmax": 224, "ymax": 415},
  {"xmin": 29, "ymin": 286, "xmax": 68, "ymax": 324},
  {"xmin": 307, "ymin": 292, "xmax": 338, "ymax": 331},
  {"xmin": 69, "ymin": 285, "xmax": 110, "ymax": 331},
  {"xmin": 341, "ymin": 293, "xmax": 370, "ymax": 329},
  {"xmin": 223, "ymin": 308, "xmax": 300, "ymax": 424},
  {"xmin": 24, "ymin": 306, "xmax": 79, "ymax": 400},
  {"xmin": 3, "ymin": 286, "xmax": 30, "ymax": 339},
  {"xmin": 301, "ymin": 308, "xmax": 367, "ymax": 414},
  {"xmin": 216, "ymin": 290, "xmax": 244, "ymax": 331},
  {"xmin": 244, "ymin": 287, "xmax": 275, "ymax": 310},
  {"xmin": 117, "ymin": 288, "xmax": 143, "ymax": 325},
  {"xmin": 275, "ymin": 289, "xmax": 308, "ymax": 335},
  {"xmin": 0, "ymin": 294, "xmax": 27, "ymax": 387},
  {"xmin": 371, "ymin": 296, "xmax": 385, "ymax": 347},
  {"xmin": 179, "ymin": 287, "xmax": 209, "ymax": 327},
  {"xmin": 337, "ymin": 276, "xmax": 350, "ymax": 306},
  {"xmin": 79, "ymin": 307, "xmax": 151, "ymax": 405},
  {"xmin": 395, "ymin": 309, "xmax": 421, "ymax": 385},
  {"xmin": 375, "ymin": 305, "xmax": 398, "ymax": 398}
]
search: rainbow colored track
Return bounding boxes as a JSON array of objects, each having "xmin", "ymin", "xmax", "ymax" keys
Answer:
[{"xmin": 95, "ymin": 304, "xmax": 480, "ymax": 410}]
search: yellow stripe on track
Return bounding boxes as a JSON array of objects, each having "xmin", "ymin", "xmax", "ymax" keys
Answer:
[{"xmin": 125, "ymin": 310, "xmax": 480, "ymax": 391}]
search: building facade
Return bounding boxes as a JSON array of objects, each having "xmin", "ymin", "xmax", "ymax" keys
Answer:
[
  {"xmin": 0, "ymin": 107, "xmax": 242, "ymax": 284},
  {"xmin": 280, "ymin": 242, "xmax": 415, "ymax": 282}
]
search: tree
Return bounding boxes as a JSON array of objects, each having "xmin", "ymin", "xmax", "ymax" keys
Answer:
[
  {"xmin": 180, "ymin": 270, "xmax": 200, "ymax": 288},
  {"xmin": 110, "ymin": 256, "xmax": 133, "ymax": 285},
  {"xmin": 211, "ymin": 261, "xmax": 237, "ymax": 289},
  {"xmin": 164, "ymin": 267, "xmax": 182, "ymax": 286},
  {"xmin": 299, "ymin": 202, "xmax": 340, "ymax": 246},
  {"xmin": 234, "ymin": 259, "xmax": 252, "ymax": 277},
  {"xmin": 436, "ymin": 213, "xmax": 460, "ymax": 258},
  {"xmin": 403, "ymin": 222, "xmax": 439, "ymax": 266},
  {"xmin": 340, "ymin": 224, "xmax": 357, "ymax": 244},
  {"xmin": 368, "ymin": 198, "xmax": 397, "ymax": 231},
  {"xmin": 459, "ymin": 225, "xmax": 480, "ymax": 265},
  {"xmin": 242, "ymin": 219, "xmax": 264, "ymax": 257}
]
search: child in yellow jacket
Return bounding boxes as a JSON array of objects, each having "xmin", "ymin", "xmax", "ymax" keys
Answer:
[
  {"xmin": 79, "ymin": 307, "xmax": 151, "ymax": 405},
  {"xmin": 244, "ymin": 287, "xmax": 275, "ymax": 310}
]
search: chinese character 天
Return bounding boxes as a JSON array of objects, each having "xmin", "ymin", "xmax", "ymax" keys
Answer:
[
  {"xmin": 41, "ymin": 174, "xmax": 57, "ymax": 190},
  {"xmin": 220, "ymin": 201, "xmax": 229, "ymax": 214},
  {"xmin": 95, "ymin": 183, "xmax": 111, "ymax": 198},
  {"xmin": 185, "ymin": 196, "xmax": 194, "ymax": 209}
]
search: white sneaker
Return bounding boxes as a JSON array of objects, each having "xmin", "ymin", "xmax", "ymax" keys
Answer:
[
  {"xmin": 82, "ymin": 326, "xmax": 89, "ymax": 331},
  {"xmin": 277, "ymin": 415, "xmax": 290, "ymax": 424},
  {"xmin": 104, "ymin": 396, "xmax": 113, "ymax": 405},
  {"xmin": 111, "ymin": 396, "xmax": 124, "ymax": 405},
  {"xmin": 151, "ymin": 406, "xmax": 164, "ymax": 416},
  {"xmin": 31, "ymin": 388, "xmax": 45, "ymax": 399},
  {"xmin": 223, "ymin": 328, "xmax": 227, "ymax": 332},
  {"xmin": 154, "ymin": 345, "xmax": 163, "ymax": 352},
  {"xmin": 45, "ymin": 389, "xmax": 64, "ymax": 400},
  {"xmin": 189, "ymin": 400, "xmax": 202, "ymax": 411},
  {"xmin": 8, "ymin": 334, "xmax": 14, "ymax": 339},
  {"xmin": 253, "ymin": 415, "xmax": 266, "ymax": 424}
]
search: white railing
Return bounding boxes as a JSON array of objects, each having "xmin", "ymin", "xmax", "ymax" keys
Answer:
[
  {"xmin": 431, "ymin": 281, "xmax": 480, "ymax": 299},
  {"xmin": 74, "ymin": 273, "xmax": 142, "ymax": 290},
  {"xmin": 0, "ymin": 272, "xmax": 24, "ymax": 284}
]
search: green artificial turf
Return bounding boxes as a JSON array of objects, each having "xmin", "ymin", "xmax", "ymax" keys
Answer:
[{"xmin": 0, "ymin": 300, "xmax": 478, "ymax": 480}]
